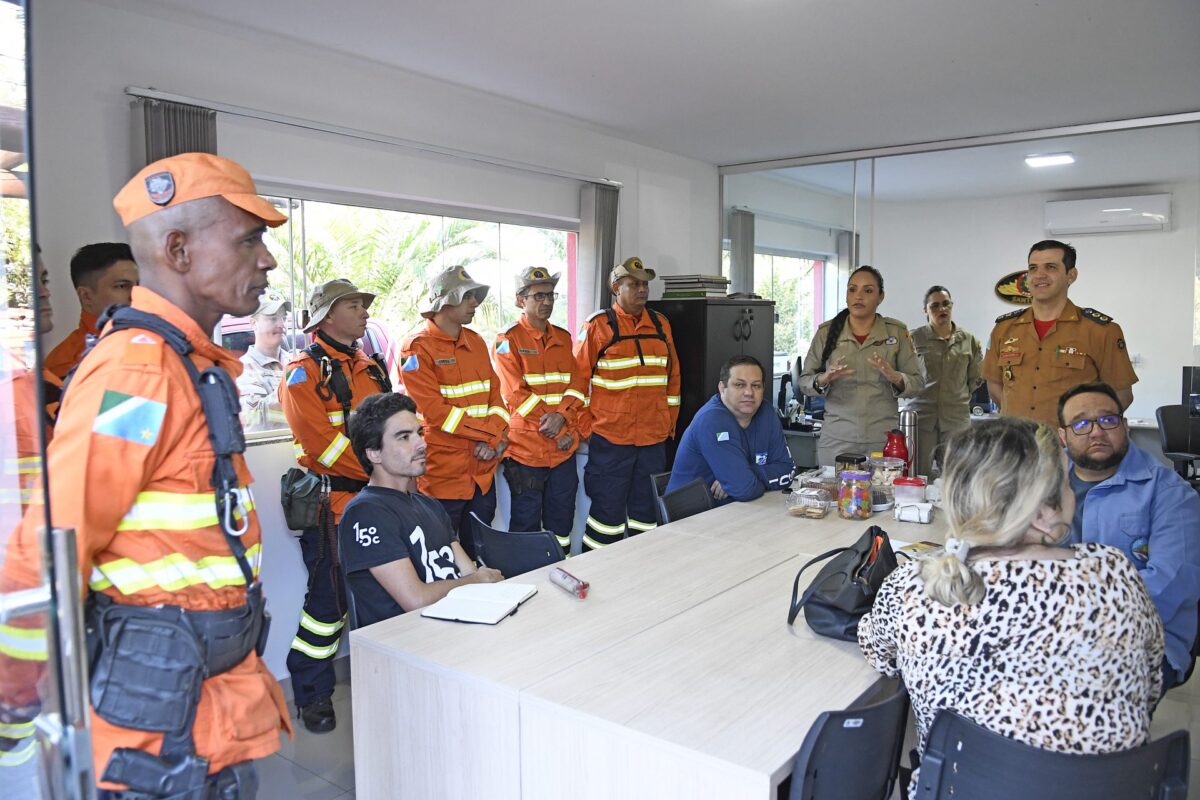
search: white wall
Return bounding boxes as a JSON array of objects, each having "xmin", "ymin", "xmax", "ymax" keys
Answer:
[
  {"xmin": 33, "ymin": 0, "xmax": 719, "ymax": 350},
  {"xmin": 872, "ymin": 182, "xmax": 1200, "ymax": 422}
]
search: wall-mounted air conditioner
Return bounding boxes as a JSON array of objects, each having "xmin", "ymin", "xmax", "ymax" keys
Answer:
[{"xmin": 1044, "ymin": 194, "xmax": 1171, "ymax": 235}]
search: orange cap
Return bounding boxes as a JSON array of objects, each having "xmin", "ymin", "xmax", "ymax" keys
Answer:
[{"xmin": 113, "ymin": 152, "xmax": 287, "ymax": 228}]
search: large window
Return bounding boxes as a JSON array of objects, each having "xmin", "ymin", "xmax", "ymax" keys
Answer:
[
  {"xmin": 224, "ymin": 195, "xmax": 577, "ymax": 436},
  {"xmin": 752, "ymin": 252, "xmax": 825, "ymax": 377}
]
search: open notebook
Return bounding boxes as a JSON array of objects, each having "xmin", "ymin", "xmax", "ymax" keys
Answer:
[{"xmin": 420, "ymin": 583, "xmax": 538, "ymax": 625}]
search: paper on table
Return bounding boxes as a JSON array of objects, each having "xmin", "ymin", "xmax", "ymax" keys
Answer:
[{"xmin": 420, "ymin": 583, "xmax": 537, "ymax": 625}]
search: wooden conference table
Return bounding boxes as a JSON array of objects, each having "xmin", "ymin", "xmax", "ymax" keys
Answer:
[{"xmin": 350, "ymin": 493, "xmax": 949, "ymax": 799}]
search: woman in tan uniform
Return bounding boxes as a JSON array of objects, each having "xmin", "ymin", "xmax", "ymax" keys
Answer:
[
  {"xmin": 905, "ymin": 285, "xmax": 984, "ymax": 476},
  {"xmin": 796, "ymin": 265, "xmax": 923, "ymax": 467}
]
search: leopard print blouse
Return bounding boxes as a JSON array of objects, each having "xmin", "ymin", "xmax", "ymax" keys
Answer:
[{"xmin": 859, "ymin": 543, "xmax": 1164, "ymax": 782}]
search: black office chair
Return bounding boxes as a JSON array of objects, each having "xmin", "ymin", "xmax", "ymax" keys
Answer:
[
  {"xmin": 650, "ymin": 471, "xmax": 672, "ymax": 524},
  {"xmin": 788, "ymin": 677, "xmax": 910, "ymax": 800},
  {"xmin": 914, "ymin": 710, "xmax": 1190, "ymax": 799},
  {"xmin": 469, "ymin": 512, "xmax": 564, "ymax": 578},
  {"xmin": 658, "ymin": 477, "xmax": 714, "ymax": 524},
  {"xmin": 1156, "ymin": 405, "xmax": 1200, "ymax": 482}
]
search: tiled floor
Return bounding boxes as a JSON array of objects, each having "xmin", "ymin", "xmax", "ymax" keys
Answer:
[
  {"xmin": 259, "ymin": 682, "xmax": 356, "ymax": 800},
  {"xmin": 261, "ymin": 673, "xmax": 1200, "ymax": 800}
]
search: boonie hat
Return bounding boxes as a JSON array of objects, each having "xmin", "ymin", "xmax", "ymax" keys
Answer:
[
  {"xmin": 609, "ymin": 256, "xmax": 656, "ymax": 285},
  {"xmin": 516, "ymin": 266, "xmax": 560, "ymax": 293},
  {"xmin": 113, "ymin": 152, "xmax": 287, "ymax": 228},
  {"xmin": 421, "ymin": 265, "xmax": 489, "ymax": 319},
  {"xmin": 253, "ymin": 294, "xmax": 291, "ymax": 317},
  {"xmin": 304, "ymin": 279, "xmax": 375, "ymax": 333}
]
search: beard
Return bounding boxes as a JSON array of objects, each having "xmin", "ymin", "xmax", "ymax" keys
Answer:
[{"xmin": 1072, "ymin": 440, "xmax": 1128, "ymax": 472}]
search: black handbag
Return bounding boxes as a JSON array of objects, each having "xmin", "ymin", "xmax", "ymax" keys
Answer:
[
  {"xmin": 787, "ymin": 525, "xmax": 898, "ymax": 641},
  {"xmin": 280, "ymin": 467, "xmax": 326, "ymax": 531}
]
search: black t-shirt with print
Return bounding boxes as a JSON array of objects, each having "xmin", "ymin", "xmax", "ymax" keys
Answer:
[{"xmin": 338, "ymin": 485, "xmax": 462, "ymax": 628}]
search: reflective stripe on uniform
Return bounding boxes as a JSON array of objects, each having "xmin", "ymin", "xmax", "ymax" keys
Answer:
[
  {"xmin": 3, "ymin": 456, "xmax": 41, "ymax": 476},
  {"xmin": 524, "ymin": 372, "xmax": 571, "ymax": 385},
  {"xmin": 490, "ymin": 406, "xmax": 511, "ymax": 423},
  {"xmin": 88, "ymin": 542, "xmax": 263, "ymax": 595},
  {"xmin": 0, "ymin": 719, "xmax": 34, "ymax": 739},
  {"xmin": 0, "ymin": 737, "xmax": 35, "ymax": 767},
  {"xmin": 327, "ymin": 411, "xmax": 344, "ymax": 427},
  {"xmin": 293, "ymin": 441, "xmax": 306, "ymax": 460},
  {"xmin": 591, "ymin": 374, "xmax": 669, "ymax": 391},
  {"xmin": 441, "ymin": 406, "xmax": 466, "ymax": 433},
  {"xmin": 0, "ymin": 623, "xmax": 47, "ymax": 661},
  {"xmin": 117, "ymin": 488, "xmax": 255, "ymax": 532},
  {"xmin": 516, "ymin": 393, "xmax": 542, "ymax": 417},
  {"xmin": 596, "ymin": 356, "xmax": 668, "ymax": 370},
  {"xmin": 439, "ymin": 379, "xmax": 491, "ymax": 399},
  {"xmin": 318, "ymin": 432, "xmax": 351, "ymax": 467},
  {"xmin": 586, "ymin": 516, "xmax": 625, "ymax": 536},
  {"xmin": 290, "ymin": 636, "xmax": 339, "ymax": 660},
  {"xmin": 582, "ymin": 533, "xmax": 613, "ymax": 550},
  {"xmin": 627, "ymin": 518, "xmax": 658, "ymax": 532},
  {"xmin": 554, "ymin": 534, "xmax": 570, "ymax": 549},
  {"xmin": 299, "ymin": 611, "xmax": 347, "ymax": 637},
  {"xmin": 667, "ymin": 395, "xmax": 681, "ymax": 406},
  {"xmin": 564, "ymin": 389, "xmax": 587, "ymax": 403}
]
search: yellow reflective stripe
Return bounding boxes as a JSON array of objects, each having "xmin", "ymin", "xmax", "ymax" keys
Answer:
[
  {"xmin": 117, "ymin": 488, "xmax": 255, "ymax": 532},
  {"xmin": 318, "ymin": 433, "xmax": 351, "ymax": 468},
  {"xmin": 516, "ymin": 393, "xmax": 541, "ymax": 416},
  {"xmin": 564, "ymin": 389, "xmax": 587, "ymax": 403},
  {"xmin": 591, "ymin": 374, "xmax": 669, "ymax": 391},
  {"xmin": 667, "ymin": 395, "xmax": 681, "ymax": 406},
  {"xmin": 439, "ymin": 379, "xmax": 491, "ymax": 398},
  {"xmin": 0, "ymin": 720, "xmax": 34, "ymax": 738},
  {"xmin": 299, "ymin": 612, "xmax": 347, "ymax": 637},
  {"xmin": 524, "ymin": 372, "xmax": 571, "ymax": 385},
  {"xmin": 627, "ymin": 518, "xmax": 658, "ymax": 532},
  {"xmin": 0, "ymin": 623, "xmax": 47, "ymax": 661},
  {"xmin": 441, "ymin": 406, "xmax": 466, "ymax": 433},
  {"xmin": 290, "ymin": 636, "xmax": 340, "ymax": 659},
  {"xmin": 542, "ymin": 394, "xmax": 564, "ymax": 406},
  {"xmin": 293, "ymin": 441, "xmax": 306, "ymax": 460},
  {"xmin": 554, "ymin": 534, "xmax": 571, "ymax": 549},
  {"xmin": 327, "ymin": 411, "xmax": 344, "ymax": 427},
  {"xmin": 586, "ymin": 516, "xmax": 626, "ymax": 536},
  {"xmin": 490, "ymin": 406, "xmax": 511, "ymax": 423},
  {"xmin": 89, "ymin": 543, "xmax": 263, "ymax": 595},
  {"xmin": 596, "ymin": 356, "xmax": 668, "ymax": 370},
  {"xmin": 0, "ymin": 737, "xmax": 35, "ymax": 767},
  {"xmin": 12, "ymin": 456, "xmax": 40, "ymax": 475},
  {"xmin": 582, "ymin": 533, "xmax": 613, "ymax": 550}
]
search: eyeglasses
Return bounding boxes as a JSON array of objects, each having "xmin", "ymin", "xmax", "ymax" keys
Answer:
[
  {"xmin": 524, "ymin": 291, "xmax": 559, "ymax": 302},
  {"xmin": 927, "ymin": 301, "xmax": 954, "ymax": 311},
  {"xmin": 1066, "ymin": 415, "xmax": 1123, "ymax": 435}
]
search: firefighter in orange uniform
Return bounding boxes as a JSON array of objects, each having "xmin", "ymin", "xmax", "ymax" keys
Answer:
[
  {"xmin": 493, "ymin": 267, "xmax": 586, "ymax": 552},
  {"xmin": 279, "ymin": 279, "xmax": 390, "ymax": 733},
  {"xmin": 399, "ymin": 266, "xmax": 508, "ymax": 559},
  {"xmin": 43, "ymin": 242, "xmax": 138, "ymax": 381},
  {"xmin": 573, "ymin": 257, "xmax": 681, "ymax": 551},
  {"xmin": 2, "ymin": 152, "xmax": 290, "ymax": 798}
]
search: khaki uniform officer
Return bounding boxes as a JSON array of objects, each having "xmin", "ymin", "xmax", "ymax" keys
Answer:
[{"xmin": 983, "ymin": 240, "xmax": 1137, "ymax": 428}]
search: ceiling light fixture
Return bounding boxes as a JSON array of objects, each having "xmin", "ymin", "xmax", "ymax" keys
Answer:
[{"xmin": 1025, "ymin": 152, "xmax": 1075, "ymax": 168}]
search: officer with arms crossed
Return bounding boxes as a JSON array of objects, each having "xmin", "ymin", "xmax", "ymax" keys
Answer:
[
  {"xmin": 399, "ymin": 266, "xmax": 509, "ymax": 560},
  {"xmin": 43, "ymin": 241, "xmax": 138, "ymax": 380},
  {"xmin": 237, "ymin": 294, "xmax": 291, "ymax": 432},
  {"xmin": 1057, "ymin": 382, "xmax": 1200, "ymax": 692},
  {"xmin": 280, "ymin": 279, "xmax": 391, "ymax": 733},
  {"xmin": 983, "ymin": 240, "xmax": 1137, "ymax": 427},
  {"xmin": 338, "ymin": 392, "xmax": 503, "ymax": 627},
  {"xmin": 2, "ymin": 153, "xmax": 290, "ymax": 798},
  {"xmin": 667, "ymin": 355, "xmax": 794, "ymax": 503},
  {"xmin": 573, "ymin": 257, "xmax": 681, "ymax": 550},
  {"xmin": 493, "ymin": 267, "xmax": 586, "ymax": 552}
]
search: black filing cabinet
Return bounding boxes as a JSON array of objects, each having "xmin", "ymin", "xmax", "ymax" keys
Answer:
[{"xmin": 648, "ymin": 298, "xmax": 775, "ymax": 466}]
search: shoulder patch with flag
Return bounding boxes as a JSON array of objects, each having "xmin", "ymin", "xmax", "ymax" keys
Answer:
[
  {"xmin": 286, "ymin": 366, "xmax": 307, "ymax": 386},
  {"xmin": 495, "ymin": 339, "xmax": 510, "ymax": 355},
  {"xmin": 716, "ymin": 431, "xmax": 730, "ymax": 442},
  {"xmin": 92, "ymin": 390, "xmax": 167, "ymax": 446},
  {"xmin": 401, "ymin": 354, "xmax": 419, "ymax": 372}
]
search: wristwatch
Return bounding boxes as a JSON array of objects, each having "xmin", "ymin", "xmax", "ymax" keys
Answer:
[{"xmin": 812, "ymin": 376, "xmax": 827, "ymax": 396}]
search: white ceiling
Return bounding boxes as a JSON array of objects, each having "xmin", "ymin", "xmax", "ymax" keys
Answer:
[
  {"xmin": 771, "ymin": 123, "xmax": 1200, "ymax": 201},
  {"xmin": 130, "ymin": 0, "xmax": 1200, "ymax": 167}
]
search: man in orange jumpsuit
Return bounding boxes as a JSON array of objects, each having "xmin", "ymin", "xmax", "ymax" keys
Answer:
[
  {"xmin": 399, "ymin": 266, "xmax": 508, "ymax": 559},
  {"xmin": 279, "ymin": 278, "xmax": 390, "ymax": 733},
  {"xmin": 493, "ymin": 267, "xmax": 586, "ymax": 553},
  {"xmin": 574, "ymin": 257, "xmax": 681, "ymax": 551},
  {"xmin": 2, "ymin": 152, "xmax": 290, "ymax": 798},
  {"xmin": 43, "ymin": 242, "xmax": 138, "ymax": 380}
]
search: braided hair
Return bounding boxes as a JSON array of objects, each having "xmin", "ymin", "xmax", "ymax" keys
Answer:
[{"xmin": 817, "ymin": 265, "xmax": 885, "ymax": 373}]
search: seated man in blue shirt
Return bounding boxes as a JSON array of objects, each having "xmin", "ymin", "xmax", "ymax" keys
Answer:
[
  {"xmin": 1058, "ymin": 381, "xmax": 1200, "ymax": 691},
  {"xmin": 666, "ymin": 355, "xmax": 794, "ymax": 503},
  {"xmin": 339, "ymin": 392, "xmax": 503, "ymax": 628}
]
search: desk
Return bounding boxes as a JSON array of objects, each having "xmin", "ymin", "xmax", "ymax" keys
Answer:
[{"xmin": 350, "ymin": 497, "xmax": 947, "ymax": 799}]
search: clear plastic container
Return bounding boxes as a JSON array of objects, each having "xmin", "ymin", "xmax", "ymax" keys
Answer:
[
  {"xmin": 894, "ymin": 476, "xmax": 927, "ymax": 504},
  {"xmin": 787, "ymin": 487, "xmax": 830, "ymax": 519}
]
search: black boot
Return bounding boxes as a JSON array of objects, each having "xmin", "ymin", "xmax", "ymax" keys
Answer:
[{"xmin": 297, "ymin": 696, "xmax": 336, "ymax": 734}]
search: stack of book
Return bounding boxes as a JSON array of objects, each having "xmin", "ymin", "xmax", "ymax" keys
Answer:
[{"xmin": 661, "ymin": 274, "xmax": 730, "ymax": 299}]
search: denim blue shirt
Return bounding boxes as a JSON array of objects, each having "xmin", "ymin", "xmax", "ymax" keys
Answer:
[
  {"xmin": 666, "ymin": 394, "xmax": 794, "ymax": 503},
  {"xmin": 1072, "ymin": 441, "xmax": 1200, "ymax": 674}
]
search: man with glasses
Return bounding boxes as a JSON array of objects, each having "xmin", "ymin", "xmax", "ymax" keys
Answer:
[
  {"xmin": 1057, "ymin": 382, "xmax": 1200, "ymax": 692},
  {"xmin": 493, "ymin": 267, "xmax": 585, "ymax": 552}
]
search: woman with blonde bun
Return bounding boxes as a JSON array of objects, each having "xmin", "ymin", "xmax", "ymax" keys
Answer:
[{"xmin": 859, "ymin": 417, "xmax": 1163, "ymax": 792}]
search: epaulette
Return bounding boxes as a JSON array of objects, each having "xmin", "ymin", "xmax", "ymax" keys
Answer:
[
  {"xmin": 881, "ymin": 316, "xmax": 908, "ymax": 330},
  {"xmin": 1080, "ymin": 307, "xmax": 1114, "ymax": 325},
  {"xmin": 995, "ymin": 308, "xmax": 1025, "ymax": 323}
]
